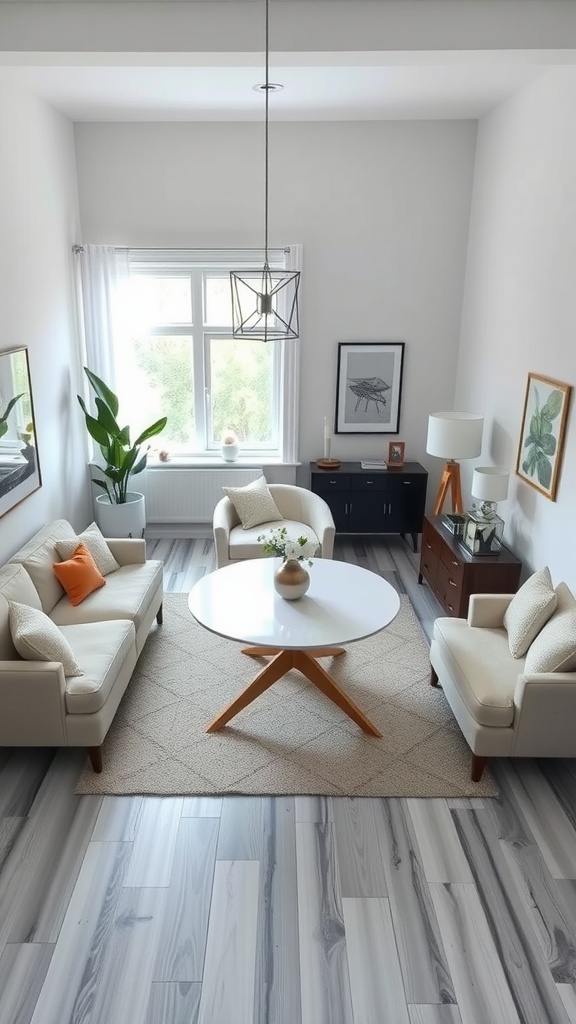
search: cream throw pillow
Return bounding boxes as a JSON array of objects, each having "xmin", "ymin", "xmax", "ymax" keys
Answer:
[
  {"xmin": 9, "ymin": 601, "xmax": 83, "ymax": 677},
  {"xmin": 222, "ymin": 476, "xmax": 283, "ymax": 530},
  {"xmin": 525, "ymin": 582, "xmax": 576, "ymax": 674},
  {"xmin": 55, "ymin": 522, "xmax": 120, "ymax": 576},
  {"xmin": 503, "ymin": 566, "xmax": 557, "ymax": 659}
]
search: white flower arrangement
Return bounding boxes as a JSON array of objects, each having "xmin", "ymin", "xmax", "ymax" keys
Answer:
[
  {"xmin": 221, "ymin": 429, "xmax": 239, "ymax": 446},
  {"xmin": 257, "ymin": 525, "xmax": 318, "ymax": 565}
]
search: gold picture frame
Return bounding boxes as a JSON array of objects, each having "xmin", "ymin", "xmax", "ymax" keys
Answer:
[{"xmin": 515, "ymin": 372, "xmax": 572, "ymax": 501}]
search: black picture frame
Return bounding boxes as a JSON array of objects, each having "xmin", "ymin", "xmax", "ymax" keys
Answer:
[
  {"xmin": 335, "ymin": 341, "xmax": 405, "ymax": 434},
  {"xmin": 0, "ymin": 347, "xmax": 42, "ymax": 518}
]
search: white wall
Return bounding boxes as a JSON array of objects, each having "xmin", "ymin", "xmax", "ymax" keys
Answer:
[
  {"xmin": 75, "ymin": 119, "xmax": 477, "ymax": 493},
  {"xmin": 0, "ymin": 77, "xmax": 90, "ymax": 564},
  {"xmin": 455, "ymin": 68, "xmax": 576, "ymax": 588}
]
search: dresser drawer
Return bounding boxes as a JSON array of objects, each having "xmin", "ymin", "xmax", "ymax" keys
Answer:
[
  {"xmin": 436, "ymin": 559, "xmax": 463, "ymax": 616},
  {"xmin": 420, "ymin": 547, "xmax": 438, "ymax": 584},
  {"xmin": 312, "ymin": 474, "xmax": 351, "ymax": 493},
  {"xmin": 422, "ymin": 518, "xmax": 442, "ymax": 556},
  {"xmin": 351, "ymin": 475, "xmax": 388, "ymax": 492},
  {"xmin": 438, "ymin": 541, "xmax": 465, "ymax": 587}
]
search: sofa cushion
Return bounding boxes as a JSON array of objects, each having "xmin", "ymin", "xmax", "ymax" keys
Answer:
[
  {"xmin": 11, "ymin": 519, "xmax": 76, "ymax": 613},
  {"xmin": 434, "ymin": 616, "xmax": 520, "ymax": 727},
  {"xmin": 51, "ymin": 560, "xmax": 163, "ymax": 631},
  {"xmin": 0, "ymin": 564, "xmax": 42, "ymax": 659},
  {"xmin": 60, "ymin": 619, "xmax": 136, "ymax": 714},
  {"xmin": 503, "ymin": 566, "xmax": 557, "ymax": 658},
  {"xmin": 55, "ymin": 522, "xmax": 120, "ymax": 576},
  {"xmin": 9, "ymin": 601, "xmax": 84, "ymax": 678},
  {"xmin": 525, "ymin": 582, "xmax": 576, "ymax": 674},
  {"xmin": 222, "ymin": 475, "xmax": 283, "ymax": 530},
  {"xmin": 53, "ymin": 543, "xmax": 106, "ymax": 606},
  {"xmin": 229, "ymin": 520, "xmax": 319, "ymax": 561}
]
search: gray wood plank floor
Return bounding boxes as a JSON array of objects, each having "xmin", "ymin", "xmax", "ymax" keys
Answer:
[{"xmin": 1, "ymin": 534, "xmax": 575, "ymax": 1023}]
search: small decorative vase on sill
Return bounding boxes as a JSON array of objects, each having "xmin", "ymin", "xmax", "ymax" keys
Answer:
[
  {"xmin": 257, "ymin": 525, "xmax": 318, "ymax": 601},
  {"xmin": 220, "ymin": 429, "xmax": 240, "ymax": 463},
  {"xmin": 274, "ymin": 558, "xmax": 310, "ymax": 600}
]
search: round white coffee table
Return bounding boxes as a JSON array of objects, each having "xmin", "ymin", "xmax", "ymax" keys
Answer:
[{"xmin": 188, "ymin": 558, "xmax": 400, "ymax": 737}]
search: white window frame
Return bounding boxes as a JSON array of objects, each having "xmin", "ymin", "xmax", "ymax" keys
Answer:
[{"xmin": 126, "ymin": 248, "xmax": 300, "ymax": 462}]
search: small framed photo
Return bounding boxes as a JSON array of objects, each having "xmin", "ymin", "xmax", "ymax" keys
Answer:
[
  {"xmin": 335, "ymin": 341, "xmax": 405, "ymax": 434},
  {"xmin": 387, "ymin": 441, "xmax": 405, "ymax": 467},
  {"xmin": 515, "ymin": 372, "xmax": 572, "ymax": 501}
]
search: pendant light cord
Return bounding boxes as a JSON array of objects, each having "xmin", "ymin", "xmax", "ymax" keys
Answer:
[{"xmin": 264, "ymin": 0, "xmax": 269, "ymax": 265}]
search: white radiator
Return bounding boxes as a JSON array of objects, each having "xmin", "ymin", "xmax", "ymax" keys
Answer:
[{"xmin": 142, "ymin": 467, "xmax": 263, "ymax": 523}]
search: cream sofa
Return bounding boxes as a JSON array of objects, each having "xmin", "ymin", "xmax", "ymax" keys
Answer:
[
  {"xmin": 213, "ymin": 483, "xmax": 336, "ymax": 569},
  {"xmin": 430, "ymin": 589, "xmax": 576, "ymax": 782},
  {"xmin": 0, "ymin": 519, "xmax": 163, "ymax": 772}
]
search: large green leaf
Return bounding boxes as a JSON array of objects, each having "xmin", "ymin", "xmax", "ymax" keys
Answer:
[
  {"xmin": 84, "ymin": 367, "xmax": 119, "ymax": 418},
  {"xmin": 131, "ymin": 452, "xmax": 148, "ymax": 476},
  {"xmin": 524, "ymin": 434, "xmax": 537, "ymax": 447},
  {"xmin": 539, "ymin": 433, "xmax": 556, "ymax": 456},
  {"xmin": 530, "ymin": 412, "xmax": 541, "ymax": 438},
  {"xmin": 94, "ymin": 397, "xmax": 121, "ymax": 439},
  {"xmin": 83, "ymin": 412, "xmax": 111, "ymax": 448},
  {"xmin": 543, "ymin": 389, "xmax": 563, "ymax": 420},
  {"xmin": 536, "ymin": 450, "xmax": 552, "ymax": 489},
  {"xmin": 134, "ymin": 417, "xmax": 168, "ymax": 447}
]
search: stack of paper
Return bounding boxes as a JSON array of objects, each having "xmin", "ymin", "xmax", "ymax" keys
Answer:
[{"xmin": 360, "ymin": 459, "xmax": 387, "ymax": 469}]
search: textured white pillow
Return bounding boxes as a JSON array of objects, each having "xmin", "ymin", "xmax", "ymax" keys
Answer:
[
  {"xmin": 9, "ymin": 601, "xmax": 83, "ymax": 677},
  {"xmin": 55, "ymin": 522, "xmax": 119, "ymax": 576},
  {"xmin": 222, "ymin": 476, "xmax": 283, "ymax": 530},
  {"xmin": 503, "ymin": 566, "xmax": 557, "ymax": 659},
  {"xmin": 525, "ymin": 582, "xmax": 576, "ymax": 674}
]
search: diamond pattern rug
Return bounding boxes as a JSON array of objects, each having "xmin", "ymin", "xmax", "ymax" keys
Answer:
[{"xmin": 75, "ymin": 591, "xmax": 498, "ymax": 797}]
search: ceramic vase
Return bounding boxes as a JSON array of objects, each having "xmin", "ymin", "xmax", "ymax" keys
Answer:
[
  {"xmin": 95, "ymin": 491, "xmax": 146, "ymax": 538},
  {"xmin": 273, "ymin": 558, "xmax": 310, "ymax": 600},
  {"xmin": 221, "ymin": 443, "xmax": 240, "ymax": 463}
]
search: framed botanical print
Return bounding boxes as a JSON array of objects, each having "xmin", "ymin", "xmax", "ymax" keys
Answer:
[
  {"xmin": 335, "ymin": 342, "xmax": 405, "ymax": 434},
  {"xmin": 0, "ymin": 347, "xmax": 42, "ymax": 518},
  {"xmin": 515, "ymin": 372, "xmax": 572, "ymax": 501}
]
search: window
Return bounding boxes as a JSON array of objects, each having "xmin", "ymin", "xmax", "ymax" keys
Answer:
[{"xmin": 113, "ymin": 249, "xmax": 299, "ymax": 461}]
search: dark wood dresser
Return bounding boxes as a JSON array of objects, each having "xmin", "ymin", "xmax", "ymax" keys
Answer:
[{"xmin": 418, "ymin": 514, "xmax": 522, "ymax": 617}]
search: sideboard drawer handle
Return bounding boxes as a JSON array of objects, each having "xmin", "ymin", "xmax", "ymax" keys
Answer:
[
  {"xmin": 447, "ymin": 603, "xmax": 454, "ymax": 612},
  {"xmin": 451, "ymin": 558, "xmax": 459, "ymax": 566},
  {"xmin": 449, "ymin": 579, "xmax": 458, "ymax": 588},
  {"xmin": 403, "ymin": 481, "xmax": 411, "ymax": 485},
  {"xmin": 426, "ymin": 542, "xmax": 432, "ymax": 550},
  {"xmin": 366, "ymin": 480, "xmax": 373, "ymax": 485}
]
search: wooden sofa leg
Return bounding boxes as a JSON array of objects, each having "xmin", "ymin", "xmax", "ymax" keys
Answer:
[
  {"xmin": 87, "ymin": 746, "xmax": 103, "ymax": 773},
  {"xmin": 156, "ymin": 603, "xmax": 163, "ymax": 625},
  {"xmin": 430, "ymin": 665, "xmax": 439, "ymax": 687},
  {"xmin": 471, "ymin": 754, "xmax": 487, "ymax": 783}
]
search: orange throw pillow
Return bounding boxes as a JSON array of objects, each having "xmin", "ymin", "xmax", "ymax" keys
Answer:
[{"xmin": 53, "ymin": 543, "xmax": 106, "ymax": 606}]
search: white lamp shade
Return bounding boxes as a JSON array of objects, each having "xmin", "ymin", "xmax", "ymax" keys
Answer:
[
  {"xmin": 471, "ymin": 466, "xmax": 509, "ymax": 502},
  {"xmin": 426, "ymin": 411, "xmax": 484, "ymax": 460}
]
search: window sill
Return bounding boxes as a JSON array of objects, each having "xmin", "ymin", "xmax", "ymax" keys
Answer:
[{"xmin": 145, "ymin": 457, "xmax": 301, "ymax": 469}]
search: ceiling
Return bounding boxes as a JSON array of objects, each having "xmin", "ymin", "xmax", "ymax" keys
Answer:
[{"xmin": 5, "ymin": 52, "xmax": 565, "ymax": 120}]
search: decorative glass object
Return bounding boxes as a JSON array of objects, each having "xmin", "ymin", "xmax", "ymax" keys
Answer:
[{"xmin": 462, "ymin": 509, "xmax": 504, "ymax": 555}]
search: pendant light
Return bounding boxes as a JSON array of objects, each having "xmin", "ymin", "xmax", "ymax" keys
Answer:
[{"xmin": 230, "ymin": 0, "xmax": 300, "ymax": 343}]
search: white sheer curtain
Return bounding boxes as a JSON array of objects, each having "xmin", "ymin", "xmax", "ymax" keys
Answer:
[
  {"xmin": 77, "ymin": 244, "xmax": 129, "ymax": 391},
  {"xmin": 279, "ymin": 243, "xmax": 302, "ymax": 463}
]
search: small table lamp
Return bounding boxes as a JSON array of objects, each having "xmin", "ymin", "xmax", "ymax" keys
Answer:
[
  {"xmin": 463, "ymin": 466, "xmax": 509, "ymax": 555},
  {"xmin": 426, "ymin": 411, "xmax": 484, "ymax": 515}
]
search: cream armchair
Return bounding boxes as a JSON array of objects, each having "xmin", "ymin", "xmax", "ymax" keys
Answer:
[
  {"xmin": 213, "ymin": 484, "xmax": 336, "ymax": 569},
  {"xmin": 430, "ymin": 591, "xmax": 576, "ymax": 782}
]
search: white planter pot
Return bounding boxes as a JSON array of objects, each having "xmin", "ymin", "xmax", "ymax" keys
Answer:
[
  {"xmin": 95, "ymin": 491, "xmax": 146, "ymax": 538},
  {"xmin": 221, "ymin": 444, "xmax": 240, "ymax": 463}
]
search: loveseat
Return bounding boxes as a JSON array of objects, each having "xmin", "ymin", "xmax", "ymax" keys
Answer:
[
  {"xmin": 0, "ymin": 519, "xmax": 163, "ymax": 772},
  {"xmin": 430, "ymin": 577, "xmax": 576, "ymax": 782}
]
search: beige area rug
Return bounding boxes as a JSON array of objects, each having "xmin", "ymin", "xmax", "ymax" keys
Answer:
[{"xmin": 76, "ymin": 592, "xmax": 498, "ymax": 798}]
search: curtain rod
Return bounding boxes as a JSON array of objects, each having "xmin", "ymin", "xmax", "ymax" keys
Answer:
[{"xmin": 72, "ymin": 245, "xmax": 291, "ymax": 254}]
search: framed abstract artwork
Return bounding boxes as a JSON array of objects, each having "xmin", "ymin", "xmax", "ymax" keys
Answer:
[
  {"xmin": 335, "ymin": 342, "xmax": 405, "ymax": 434},
  {"xmin": 515, "ymin": 372, "xmax": 572, "ymax": 501},
  {"xmin": 0, "ymin": 347, "xmax": 42, "ymax": 518}
]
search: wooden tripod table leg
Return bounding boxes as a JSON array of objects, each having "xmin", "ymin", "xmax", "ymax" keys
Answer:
[
  {"xmin": 291, "ymin": 651, "xmax": 382, "ymax": 737},
  {"xmin": 206, "ymin": 649, "xmax": 294, "ymax": 732}
]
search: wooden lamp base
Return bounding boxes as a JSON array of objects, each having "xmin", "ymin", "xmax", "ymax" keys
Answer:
[
  {"xmin": 315, "ymin": 458, "xmax": 341, "ymax": 469},
  {"xmin": 433, "ymin": 460, "xmax": 464, "ymax": 515}
]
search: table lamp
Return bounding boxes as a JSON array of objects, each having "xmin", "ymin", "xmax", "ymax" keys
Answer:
[
  {"xmin": 426, "ymin": 411, "xmax": 484, "ymax": 515},
  {"xmin": 463, "ymin": 466, "xmax": 509, "ymax": 555}
]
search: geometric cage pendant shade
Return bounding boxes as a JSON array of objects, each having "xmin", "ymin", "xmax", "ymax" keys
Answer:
[{"xmin": 230, "ymin": 265, "xmax": 300, "ymax": 343}]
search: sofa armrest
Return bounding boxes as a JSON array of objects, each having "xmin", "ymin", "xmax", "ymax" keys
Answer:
[
  {"xmin": 213, "ymin": 497, "xmax": 239, "ymax": 568},
  {"xmin": 467, "ymin": 593, "xmax": 515, "ymax": 628},
  {"xmin": 298, "ymin": 491, "xmax": 336, "ymax": 560},
  {"xmin": 106, "ymin": 538, "xmax": 147, "ymax": 565},
  {"xmin": 0, "ymin": 661, "xmax": 67, "ymax": 745},
  {"xmin": 512, "ymin": 670, "xmax": 576, "ymax": 757}
]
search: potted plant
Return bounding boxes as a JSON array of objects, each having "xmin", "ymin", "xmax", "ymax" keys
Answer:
[
  {"xmin": 220, "ymin": 428, "xmax": 240, "ymax": 463},
  {"xmin": 78, "ymin": 367, "xmax": 167, "ymax": 537}
]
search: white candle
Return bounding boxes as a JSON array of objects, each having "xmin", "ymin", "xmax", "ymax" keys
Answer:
[{"xmin": 324, "ymin": 417, "xmax": 330, "ymax": 440}]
